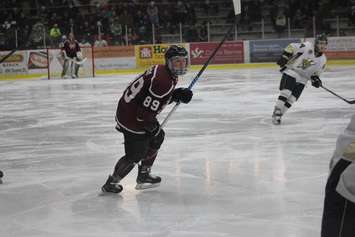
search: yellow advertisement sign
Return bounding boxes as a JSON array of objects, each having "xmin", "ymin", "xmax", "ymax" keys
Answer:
[{"xmin": 135, "ymin": 43, "xmax": 189, "ymax": 68}]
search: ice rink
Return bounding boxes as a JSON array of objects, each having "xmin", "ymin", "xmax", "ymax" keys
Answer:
[{"xmin": 0, "ymin": 66, "xmax": 354, "ymax": 237}]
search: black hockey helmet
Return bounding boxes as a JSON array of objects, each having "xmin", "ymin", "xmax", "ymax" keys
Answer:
[
  {"xmin": 165, "ymin": 45, "xmax": 188, "ymax": 76},
  {"xmin": 315, "ymin": 33, "xmax": 328, "ymax": 53}
]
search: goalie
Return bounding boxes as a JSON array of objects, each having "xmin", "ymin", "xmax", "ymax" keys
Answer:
[
  {"xmin": 272, "ymin": 33, "xmax": 328, "ymax": 125},
  {"xmin": 61, "ymin": 32, "xmax": 83, "ymax": 79}
]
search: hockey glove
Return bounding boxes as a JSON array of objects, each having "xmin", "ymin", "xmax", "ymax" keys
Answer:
[
  {"xmin": 172, "ymin": 88, "xmax": 193, "ymax": 104},
  {"xmin": 276, "ymin": 56, "xmax": 288, "ymax": 68},
  {"xmin": 311, "ymin": 75, "xmax": 322, "ymax": 88},
  {"xmin": 277, "ymin": 50, "xmax": 293, "ymax": 68}
]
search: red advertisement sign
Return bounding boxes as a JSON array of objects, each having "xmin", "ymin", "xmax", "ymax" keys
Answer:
[
  {"xmin": 190, "ymin": 41, "xmax": 244, "ymax": 65},
  {"xmin": 28, "ymin": 51, "xmax": 48, "ymax": 69},
  {"xmin": 324, "ymin": 51, "xmax": 355, "ymax": 59}
]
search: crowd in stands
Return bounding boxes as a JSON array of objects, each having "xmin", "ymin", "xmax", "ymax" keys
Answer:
[{"xmin": 0, "ymin": 0, "xmax": 354, "ymax": 50}]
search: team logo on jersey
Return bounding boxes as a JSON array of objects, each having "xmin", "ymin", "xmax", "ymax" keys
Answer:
[
  {"xmin": 299, "ymin": 58, "xmax": 315, "ymax": 69},
  {"xmin": 139, "ymin": 47, "xmax": 153, "ymax": 59}
]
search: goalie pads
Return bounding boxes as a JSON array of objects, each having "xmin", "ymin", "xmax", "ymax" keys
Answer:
[{"xmin": 61, "ymin": 59, "xmax": 70, "ymax": 78}]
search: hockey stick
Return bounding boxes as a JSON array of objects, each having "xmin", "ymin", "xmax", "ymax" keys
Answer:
[
  {"xmin": 63, "ymin": 50, "xmax": 87, "ymax": 65},
  {"xmin": 161, "ymin": 1, "xmax": 241, "ymax": 128},
  {"xmin": 0, "ymin": 49, "xmax": 17, "ymax": 64},
  {"xmin": 68, "ymin": 57, "xmax": 87, "ymax": 65},
  {"xmin": 320, "ymin": 85, "xmax": 355, "ymax": 104}
]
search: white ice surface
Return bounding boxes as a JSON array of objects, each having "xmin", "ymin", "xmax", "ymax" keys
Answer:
[{"xmin": 1, "ymin": 66, "xmax": 355, "ymax": 237}]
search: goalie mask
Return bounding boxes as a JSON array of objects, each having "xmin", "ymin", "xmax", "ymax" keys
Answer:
[
  {"xmin": 165, "ymin": 45, "xmax": 188, "ymax": 76},
  {"xmin": 315, "ymin": 33, "xmax": 328, "ymax": 54}
]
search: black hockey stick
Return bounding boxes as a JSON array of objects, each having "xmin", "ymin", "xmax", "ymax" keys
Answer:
[
  {"xmin": 161, "ymin": 1, "xmax": 241, "ymax": 128},
  {"xmin": 0, "ymin": 49, "xmax": 17, "ymax": 64},
  {"xmin": 321, "ymin": 85, "xmax": 355, "ymax": 104},
  {"xmin": 161, "ymin": 24, "xmax": 236, "ymax": 128}
]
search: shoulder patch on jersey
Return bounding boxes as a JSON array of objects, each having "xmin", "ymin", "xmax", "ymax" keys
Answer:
[
  {"xmin": 149, "ymin": 65, "xmax": 175, "ymax": 98},
  {"xmin": 285, "ymin": 44, "xmax": 294, "ymax": 53}
]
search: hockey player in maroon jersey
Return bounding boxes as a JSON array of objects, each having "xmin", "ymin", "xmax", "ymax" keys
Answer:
[
  {"xmin": 102, "ymin": 45, "xmax": 193, "ymax": 193},
  {"xmin": 61, "ymin": 32, "xmax": 82, "ymax": 78}
]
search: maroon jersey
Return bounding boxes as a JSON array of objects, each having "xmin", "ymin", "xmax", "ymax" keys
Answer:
[
  {"xmin": 62, "ymin": 40, "xmax": 80, "ymax": 58},
  {"xmin": 116, "ymin": 65, "xmax": 178, "ymax": 134}
]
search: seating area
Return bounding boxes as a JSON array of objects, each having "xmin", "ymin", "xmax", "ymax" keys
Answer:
[{"xmin": 1, "ymin": 0, "xmax": 355, "ymax": 50}]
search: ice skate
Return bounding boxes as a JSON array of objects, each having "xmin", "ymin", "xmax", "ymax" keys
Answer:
[
  {"xmin": 101, "ymin": 175, "xmax": 123, "ymax": 193},
  {"xmin": 135, "ymin": 165, "xmax": 161, "ymax": 190},
  {"xmin": 272, "ymin": 107, "xmax": 282, "ymax": 125}
]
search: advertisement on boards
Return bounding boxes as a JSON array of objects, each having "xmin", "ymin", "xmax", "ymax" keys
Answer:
[
  {"xmin": 94, "ymin": 46, "xmax": 136, "ymax": 69},
  {"xmin": 0, "ymin": 51, "xmax": 28, "ymax": 74},
  {"xmin": 189, "ymin": 41, "xmax": 244, "ymax": 65},
  {"xmin": 135, "ymin": 44, "xmax": 189, "ymax": 68},
  {"xmin": 249, "ymin": 38, "xmax": 301, "ymax": 62},
  {"xmin": 28, "ymin": 50, "xmax": 48, "ymax": 69},
  {"xmin": 324, "ymin": 36, "xmax": 355, "ymax": 59}
]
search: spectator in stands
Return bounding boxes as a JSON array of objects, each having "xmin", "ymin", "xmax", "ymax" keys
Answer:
[
  {"xmin": 79, "ymin": 33, "xmax": 92, "ymax": 47},
  {"xmin": 49, "ymin": 23, "xmax": 62, "ymax": 48},
  {"xmin": 18, "ymin": 24, "xmax": 31, "ymax": 48},
  {"xmin": 94, "ymin": 35, "xmax": 108, "ymax": 47},
  {"xmin": 274, "ymin": 9, "xmax": 287, "ymax": 38},
  {"xmin": 48, "ymin": 12, "xmax": 60, "ymax": 27},
  {"xmin": 134, "ymin": 10, "xmax": 149, "ymax": 43},
  {"xmin": 202, "ymin": 0, "xmax": 210, "ymax": 15},
  {"xmin": 79, "ymin": 20, "xmax": 95, "ymax": 44},
  {"xmin": 160, "ymin": 8, "xmax": 174, "ymax": 33},
  {"xmin": 292, "ymin": 9, "xmax": 304, "ymax": 29},
  {"xmin": 126, "ymin": 27, "xmax": 138, "ymax": 45},
  {"xmin": 109, "ymin": 16, "xmax": 123, "ymax": 45},
  {"xmin": 199, "ymin": 21, "xmax": 210, "ymax": 42},
  {"xmin": 184, "ymin": 24, "xmax": 200, "ymax": 42},
  {"xmin": 38, "ymin": 6, "xmax": 48, "ymax": 20},
  {"xmin": 147, "ymin": 1, "xmax": 159, "ymax": 28},
  {"xmin": 175, "ymin": 1, "xmax": 188, "ymax": 25},
  {"xmin": 30, "ymin": 18, "xmax": 46, "ymax": 48},
  {"xmin": 120, "ymin": 9, "xmax": 134, "ymax": 30}
]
